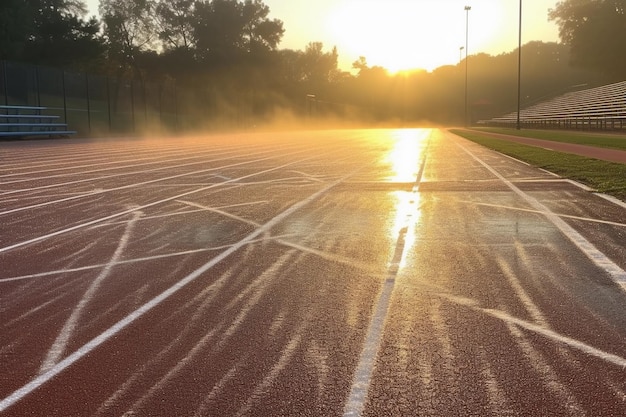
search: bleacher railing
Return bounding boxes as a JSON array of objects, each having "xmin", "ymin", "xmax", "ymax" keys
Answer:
[
  {"xmin": 0, "ymin": 60, "xmax": 179, "ymax": 136},
  {"xmin": 480, "ymin": 80, "xmax": 626, "ymax": 131}
]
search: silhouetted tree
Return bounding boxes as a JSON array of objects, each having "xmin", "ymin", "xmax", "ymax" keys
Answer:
[
  {"xmin": 299, "ymin": 43, "xmax": 339, "ymax": 83},
  {"xmin": 192, "ymin": 0, "xmax": 284, "ymax": 66},
  {"xmin": 155, "ymin": 0, "xmax": 195, "ymax": 51},
  {"xmin": 99, "ymin": 0, "xmax": 157, "ymax": 76},
  {"xmin": 0, "ymin": 0, "xmax": 34, "ymax": 60},
  {"xmin": 549, "ymin": 0, "xmax": 626, "ymax": 79},
  {"xmin": 0, "ymin": 0, "xmax": 104, "ymax": 69}
]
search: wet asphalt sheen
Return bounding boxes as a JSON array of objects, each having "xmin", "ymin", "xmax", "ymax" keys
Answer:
[{"xmin": 1, "ymin": 128, "xmax": 626, "ymax": 416}]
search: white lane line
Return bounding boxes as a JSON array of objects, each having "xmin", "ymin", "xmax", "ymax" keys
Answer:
[
  {"xmin": 437, "ymin": 292, "xmax": 626, "ymax": 369},
  {"xmin": 0, "ymin": 141, "xmax": 246, "ymax": 180},
  {"xmin": 88, "ymin": 200, "xmax": 270, "ymax": 228},
  {"xmin": 0, "ymin": 150, "xmax": 248, "ymax": 194},
  {"xmin": 0, "ymin": 150, "xmax": 295, "ymax": 217},
  {"xmin": 39, "ymin": 211, "xmax": 142, "ymax": 374},
  {"xmin": 596, "ymin": 193, "xmax": 626, "ymax": 209},
  {"xmin": 0, "ymin": 234, "xmax": 344, "ymax": 283},
  {"xmin": 0, "ymin": 147, "xmax": 216, "ymax": 184},
  {"xmin": 156, "ymin": 200, "xmax": 381, "ymax": 273},
  {"xmin": 176, "ymin": 200, "xmax": 262, "ymax": 227},
  {"xmin": 455, "ymin": 200, "xmax": 626, "ymax": 228},
  {"xmin": 0, "ymin": 169, "xmax": 358, "ymax": 413},
  {"xmin": 0, "ymin": 153, "xmax": 318, "ymax": 254},
  {"xmin": 454, "ymin": 137, "xmax": 626, "ymax": 290},
  {"xmin": 0, "ymin": 234, "xmax": 378, "ymax": 283},
  {"xmin": 0, "ymin": 143, "xmax": 290, "ymax": 193},
  {"xmin": 0, "ymin": 234, "xmax": 380, "ymax": 283},
  {"xmin": 235, "ymin": 334, "xmax": 303, "ymax": 417},
  {"xmin": 342, "ymin": 277, "xmax": 396, "ymax": 417},
  {"xmin": 496, "ymin": 257, "xmax": 549, "ymax": 327},
  {"xmin": 343, "ymin": 140, "xmax": 428, "ymax": 417}
]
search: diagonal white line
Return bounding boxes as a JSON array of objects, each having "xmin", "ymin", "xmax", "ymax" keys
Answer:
[
  {"xmin": 0, "ymin": 152, "xmax": 293, "ymax": 217},
  {"xmin": 343, "ymin": 135, "xmax": 429, "ymax": 417},
  {"xmin": 0, "ymin": 154, "xmax": 315, "ymax": 254},
  {"xmin": 453, "ymin": 135, "xmax": 626, "ymax": 289},
  {"xmin": 0, "ymin": 169, "xmax": 359, "ymax": 413},
  {"xmin": 436, "ymin": 291, "xmax": 626, "ymax": 369},
  {"xmin": 39, "ymin": 211, "xmax": 142, "ymax": 374}
]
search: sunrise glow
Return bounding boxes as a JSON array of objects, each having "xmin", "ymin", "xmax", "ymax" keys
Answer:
[{"xmin": 326, "ymin": 0, "xmax": 510, "ymax": 73}]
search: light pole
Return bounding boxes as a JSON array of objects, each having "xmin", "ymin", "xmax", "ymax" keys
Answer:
[
  {"xmin": 516, "ymin": 0, "xmax": 522, "ymax": 130},
  {"xmin": 464, "ymin": 5, "xmax": 471, "ymax": 127}
]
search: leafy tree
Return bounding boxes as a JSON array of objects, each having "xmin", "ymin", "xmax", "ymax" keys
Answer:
[
  {"xmin": 99, "ymin": 0, "xmax": 157, "ymax": 76},
  {"xmin": 155, "ymin": 0, "xmax": 195, "ymax": 51},
  {"xmin": 549, "ymin": 0, "xmax": 626, "ymax": 78},
  {"xmin": 298, "ymin": 42, "xmax": 339, "ymax": 84},
  {"xmin": 0, "ymin": 0, "xmax": 33, "ymax": 60},
  {"xmin": 0, "ymin": 0, "xmax": 104, "ymax": 68},
  {"xmin": 241, "ymin": 0, "xmax": 284, "ymax": 54},
  {"xmin": 192, "ymin": 0, "xmax": 284, "ymax": 66}
]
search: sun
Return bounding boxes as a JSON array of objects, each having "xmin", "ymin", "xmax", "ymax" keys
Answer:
[{"xmin": 326, "ymin": 0, "xmax": 505, "ymax": 73}]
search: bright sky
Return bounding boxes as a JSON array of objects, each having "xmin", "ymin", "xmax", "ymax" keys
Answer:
[{"xmin": 85, "ymin": 0, "xmax": 561, "ymax": 73}]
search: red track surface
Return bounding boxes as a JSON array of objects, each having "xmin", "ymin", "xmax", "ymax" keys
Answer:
[
  {"xmin": 468, "ymin": 129, "xmax": 626, "ymax": 163},
  {"xmin": 2, "ymin": 129, "xmax": 626, "ymax": 416}
]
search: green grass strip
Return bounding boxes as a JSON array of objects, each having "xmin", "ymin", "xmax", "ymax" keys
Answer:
[
  {"xmin": 450, "ymin": 129, "xmax": 626, "ymax": 202},
  {"xmin": 473, "ymin": 127, "xmax": 626, "ymax": 151}
]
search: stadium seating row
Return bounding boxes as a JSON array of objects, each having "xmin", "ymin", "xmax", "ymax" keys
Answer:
[{"xmin": 481, "ymin": 80, "xmax": 626, "ymax": 130}]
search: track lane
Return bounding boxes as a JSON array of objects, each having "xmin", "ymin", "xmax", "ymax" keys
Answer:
[{"xmin": 2, "ymin": 128, "xmax": 626, "ymax": 416}]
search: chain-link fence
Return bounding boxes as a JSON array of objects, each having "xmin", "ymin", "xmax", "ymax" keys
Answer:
[{"xmin": 0, "ymin": 60, "xmax": 178, "ymax": 136}]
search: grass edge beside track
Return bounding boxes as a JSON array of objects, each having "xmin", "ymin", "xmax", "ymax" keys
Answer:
[
  {"xmin": 471, "ymin": 127, "xmax": 626, "ymax": 151},
  {"xmin": 450, "ymin": 129, "xmax": 626, "ymax": 202}
]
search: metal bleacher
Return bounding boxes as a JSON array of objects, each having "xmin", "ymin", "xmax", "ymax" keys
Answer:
[
  {"xmin": 482, "ymin": 80, "xmax": 626, "ymax": 130},
  {"xmin": 0, "ymin": 105, "xmax": 76, "ymax": 138}
]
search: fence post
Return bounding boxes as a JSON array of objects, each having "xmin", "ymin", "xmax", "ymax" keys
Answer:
[
  {"xmin": 62, "ymin": 70, "xmax": 68, "ymax": 124},
  {"xmin": 85, "ymin": 73, "xmax": 91, "ymax": 134},
  {"xmin": 143, "ymin": 80, "xmax": 147, "ymax": 123},
  {"xmin": 174, "ymin": 81, "xmax": 179, "ymax": 131},
  {"xmin": 106, "ymin": 77, "xmax": 112, "ymax": 132},
  {"xmin": 36, "ymin": 66, "xmax": 41, "ymax": 107},
  {"xmin": 3, "ymin": 61, "xmax": 8, "ymax": 106},
  {"xmin": 158, "ymin": 82, "xmax": 163, "ymax": 128},
  {"xmin": 130, "ymin": 80, "xmax": 135, "ymax": 133}
]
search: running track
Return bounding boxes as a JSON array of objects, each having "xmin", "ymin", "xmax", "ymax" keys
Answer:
[{"xmin": 2, "ymin": 128, "xmax": 626, "ymax": 416}]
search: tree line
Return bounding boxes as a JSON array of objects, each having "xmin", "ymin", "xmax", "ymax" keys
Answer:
[{"xmin": 0, "ymin": 0, "xmax": 623, "ymax": 127}]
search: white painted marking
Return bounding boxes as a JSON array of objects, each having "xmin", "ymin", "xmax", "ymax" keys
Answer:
[
  {"xmin": 0, "ymin": 170, "xmax": 357, "ymax": 413},
  {"xmin": 235, "ymin": 334, "xmax": 303, "ymax": 416},
  {"xmin": 176, "ymin": 200, "xmax": 261, "ymax": 227},
  {"xmin": 454, "ymin": 137, "xmax": 626, "ymax": 289},
  {"xmin": 456, "ymin": 200, "xmax": 626, "ymax": 228},
  {"xmin": 343, "ymin": 278, "xmax": 395, "ymax": 417},
  {"xmin": 437, "ymin": 291, "xmax": 626, "ymax": 369},
  {"xmin": 596, "ymin": 193, "xmax": 626, "ymax": 209},
  {"xmin": 0, "ymin": 154, "xmax": 318, "ymax": 254},
  {"xmin": 343, "ymin": 136, "xmax": 429, "ymax": 417},
  {"xmin": 126, "ymin": 250, "xmax": 297, "ymax": 414},
  {"xmin": 192, "ymin": 353, "xmax": 252, "ymax": 417},
  {"xmin": 0, "ymin": 151, "xmax": 293, "ymax": 217},
  {"xmin": 538, "ymin": 167, "xmax": 561, "ymax": 177},
  {"xmin": 0, "ymin": 234, "xmax": 301, "ymax": 283},
  {"xmin": 490, "ymin": 308, "xmax": 626, "ymax": 368},
  {"xmin": 0, "ymin": 148, "xmax": 222, "ymax": 189},
  {"xmin": 564, "ymin": 179, "xmax": 594, "ymax": 191},
  {"xmin": 39, "ymin": 212, "xmax": 141, "ymax": 374},
  {"xmin": 504, "ymin": 321, "xmax": 585, "ymax": 413},
  {"xmin": 496, "ymin": 257, "xmax": 549, "ymax": 327}
]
